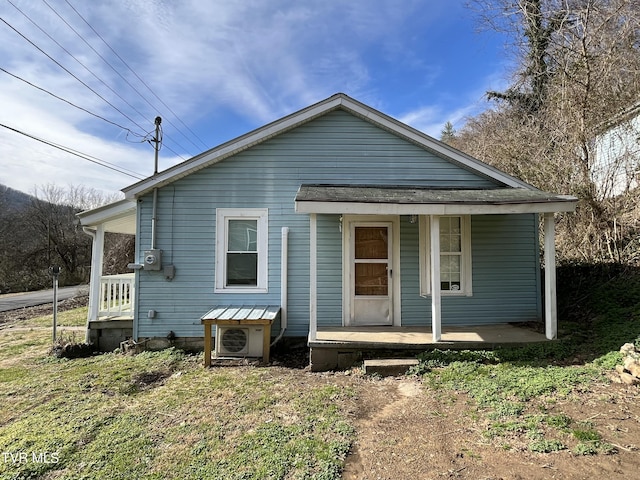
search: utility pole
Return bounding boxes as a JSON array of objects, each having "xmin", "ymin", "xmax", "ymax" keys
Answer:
[
  {"xmin": 151, "ymin": 117, "xmax": 162, "ymax": 251},
  {"xmin": 153, "ymin": 116, "xmax": 162, "ymax": 175}
]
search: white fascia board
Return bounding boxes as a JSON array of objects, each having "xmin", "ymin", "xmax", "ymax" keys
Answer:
[
  {"xmin": 295, "ymin": 200, "xmax": 577, "ymax": 215},
  {"xmin": 77, "ymin": 199, "xmax": 136, "ymax": 228}
]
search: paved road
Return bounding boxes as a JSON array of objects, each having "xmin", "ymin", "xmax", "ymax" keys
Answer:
[{"xmin": 0, "ymin": 285, "xmax": 88, "ymax": 312}]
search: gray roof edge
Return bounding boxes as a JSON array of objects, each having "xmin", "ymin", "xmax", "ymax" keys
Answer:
[{"xmin": 295, "ymin": 184, "xmax": 578, "ymax": 205}]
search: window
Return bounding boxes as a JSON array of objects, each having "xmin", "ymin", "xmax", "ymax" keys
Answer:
[
  {"xmin": 215, "ymin": 209, "xmax": 268, "ymax": 292},
  {"xmin": 440, "ymin": 217, "xmax": 462, "ymax": 291},
  {"xmin": 419, "ymin": 215, "xmax": 472, "ymax": 296}
]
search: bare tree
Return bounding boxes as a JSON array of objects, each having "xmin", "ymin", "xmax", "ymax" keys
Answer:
[
  {"xmin": 459, "ymin": 0, "xmax": 640, "ymax": 263},
  {"xmin": 0, "ymin": 184, "xmax": 126, "ymax": 292}
]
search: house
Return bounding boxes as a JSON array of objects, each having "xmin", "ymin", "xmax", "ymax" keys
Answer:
[
  {"xmin": 78, "ymin": 93, "xmax": 577, "ymax": 370},
  {"xmin": 591, "ymin": 103, "xmax": 640, "ymax": 198}
]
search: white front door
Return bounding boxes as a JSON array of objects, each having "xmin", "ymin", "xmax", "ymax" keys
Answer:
[{"xmin": 349, "ymin": 221, "xmax": 393, "ymax": 325}]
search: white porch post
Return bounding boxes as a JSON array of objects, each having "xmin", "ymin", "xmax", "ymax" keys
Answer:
[
  {"xmin": 309, "ymin": 213, "xmax": 318, "ymax": 342},
  {"xmin": 87, "ymin": 225, "xmax": 104, "ymax": 323},
  {"xmin": 544, "ymin": 213, "xmax": 557, "ymax": 340},
  {"xmin": 430, "ymin": 215, "xmax": 442, "ymax": 342}
]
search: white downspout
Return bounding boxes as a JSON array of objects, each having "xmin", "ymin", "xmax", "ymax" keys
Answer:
[{"xmin": 271, "ymin": 227, "xmax": 289, "ymax": 346}]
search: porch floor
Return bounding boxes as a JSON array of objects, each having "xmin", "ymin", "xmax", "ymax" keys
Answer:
[{"xmin": 311, "ymin": 323, "xmax": 548, "ymax": 349}]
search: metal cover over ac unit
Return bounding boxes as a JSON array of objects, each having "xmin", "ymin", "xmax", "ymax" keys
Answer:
[{"xmin": 215, "ymin": 325, "xmax": 264, "ymax": 357}]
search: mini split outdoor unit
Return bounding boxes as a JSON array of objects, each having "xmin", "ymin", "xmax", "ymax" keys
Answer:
[{"xmin": 215, "ymin": 325, "xmax": 264, "ymax": 357}]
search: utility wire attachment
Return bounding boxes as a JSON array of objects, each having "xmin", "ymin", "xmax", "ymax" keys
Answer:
[{"xmin": 153, "ymin": 116, "xmax": 162, "ymax": 175}]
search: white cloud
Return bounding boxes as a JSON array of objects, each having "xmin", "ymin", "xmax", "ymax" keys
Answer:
[
  {"xmin": 397, "ymin": 64, "xmax": 513, "ymax": 139},
  {"xmin": 0, "ymin": 0, "xmax": 504, "ymax": 195}
]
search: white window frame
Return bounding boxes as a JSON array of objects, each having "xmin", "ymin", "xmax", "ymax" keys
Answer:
[
  {"xmin": 419, "ymin": 215, "xmax": 472, "ymax": 297},
  {"xmin": 215, "ymin": 208, "xmax": 268, "ymax": 293}
]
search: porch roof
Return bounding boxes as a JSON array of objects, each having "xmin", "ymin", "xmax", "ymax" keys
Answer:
[
  {"xmin": 77, "ymin": 199, "xmax": 136, "ymax": 235},
  {"xmin": 295, "ymin": 184, "xmax": 578, "ymax": 215}
]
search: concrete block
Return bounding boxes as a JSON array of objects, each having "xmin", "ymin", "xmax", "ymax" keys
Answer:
[
  {"xmin": 310, "ymin": 347, "xmax": 338, "ymax": 372},
  {"xmin": 99, "ymin": 328, "xmax": 132, "ymax": 352},
  {"xmin": 337, "ymin": 351, "xmax": 360, "ymax": 370},
  {"xmin": 146, "ymin": 337, "xmax": 171, "ymax": 350},
  {"xmin": 364, "ymin": 358, "xmax": 419, "ymax": 377}
]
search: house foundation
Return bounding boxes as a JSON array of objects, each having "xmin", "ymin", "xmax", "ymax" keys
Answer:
[{"xmin": 88, "ymin": 319, "xmax": 133, "ymax": 352}]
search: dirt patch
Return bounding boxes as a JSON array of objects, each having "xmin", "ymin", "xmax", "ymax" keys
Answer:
[
  {"xmin": 342, "ymin": 376, "xmax": 640, "ymax": 480},
  {"xmin": 51, "ymin": 341, "xmax": 95, "ymax": 358},
  {"xmin": 131, "ymin": 369, "xmax": 174, "ymax": 390}
]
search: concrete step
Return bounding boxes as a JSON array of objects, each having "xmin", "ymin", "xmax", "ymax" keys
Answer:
[{"xmin": 363, "ymin": 358, "xmax": 419, "ymax": 377}]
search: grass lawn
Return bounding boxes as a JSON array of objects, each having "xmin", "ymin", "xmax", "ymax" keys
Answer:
[
  {"xmin": 410, "ymin": 265, "xmax": 640, "ymax": 454},
  {"xmin": 0, "ymin": 265, "xmax": 638, "ymax": 479},
  {"xmin": 0, "ymin": 309, "xmax": 354, "ymax": 480}
]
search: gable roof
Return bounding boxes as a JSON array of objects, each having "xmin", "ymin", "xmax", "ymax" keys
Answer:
[{"xmin": 122, "ymin": 93, "xmax": 534, "ymax": 199}]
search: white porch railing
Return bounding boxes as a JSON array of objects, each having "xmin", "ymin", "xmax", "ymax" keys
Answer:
[{"xmin": 98, "ymin": 273, "xmax": 135, "ymax": 318}]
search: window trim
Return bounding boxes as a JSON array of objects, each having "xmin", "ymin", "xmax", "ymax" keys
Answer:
[
  {"xmin": 419, "ymin": 215, "xmax": 472, "ymax": 297},
  {"xmin": 215, "ymin": 208, "xmax": 268, "ymax": 293}
]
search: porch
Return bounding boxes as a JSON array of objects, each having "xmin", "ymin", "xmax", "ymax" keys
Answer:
[
  {"xmin": 311, "ymin": 323, "xmax": 547, "ymax": 348},
  {"xmin": 78, "ymin": 199, "xmax": 137, "ymax": 351},
  {"xmin": 296, "ymin": 185, "xmax": 579, "ymax": 353},
  {"xmin": 308, "ymin": 323, "xmax": 548, "ymax": 371},
  {"xmin": 86, "ymin": 273, "xmax": 135, "ymax": 351}
]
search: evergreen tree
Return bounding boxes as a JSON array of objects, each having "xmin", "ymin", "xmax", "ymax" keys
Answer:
[{"xmin": 440, "ymin": 121, "xmax": 456, "ymax": 145}]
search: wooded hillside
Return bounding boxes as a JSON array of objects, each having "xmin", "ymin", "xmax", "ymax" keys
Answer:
[
  {"xmin": 0, "ymin": 184, "xmax": 133, "ymax": 293},
  {"xmin": 449, "ymin": 0, "xmax": 640, "ymax": 264}
]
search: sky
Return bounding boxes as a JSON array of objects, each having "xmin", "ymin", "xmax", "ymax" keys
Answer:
[{"xmin": 0, "ymin": 0, "xmax": 513, "ymax": 199}]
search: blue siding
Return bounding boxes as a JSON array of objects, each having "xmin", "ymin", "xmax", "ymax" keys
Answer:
[
  {"xmin": 316, "ymin": 214, "xmax": 343, "ymax": 327},
  {"xmin": 399, "ymin": 217, "xmax": 422, "ymax": 317},
  {"xmin": 398, "ymin": 214, "xmax": 541, "ymax": 326},
  {"xmin": 134, "ymin": 109, "xmax": 533, "ymax": 339}
]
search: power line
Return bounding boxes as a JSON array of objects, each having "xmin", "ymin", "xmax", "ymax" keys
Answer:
[
  {"xmin": 4, "ymin": 3, "xmax": 189, "ymax": 162},
  {"xmin": 0, "ymin": 122, "xmax": 146, "ymax": 180},
  {"xmin": 64, "ymin": 0, "xmax": 210, "ymax": 151},
  {"xmin": 7, "ymin": 0, "xmax": 160, "ymax": 141},
  {"xmin": 2, "ymin": 3, "xmax": 190, "ymax": 165},
  {"xmin": 0, "ymin": 66, "xmax": 144, "ymax": 139},
  {"xmin": 0, "ymin": 15, "xmax": 148, "ymax": 134},
  {"xmin": 40, "ymin": 0, "xmax": 195, "ymax": 157},
  {"xmin": 1, "ymin": 63, "xmax": 179, "ymax": 165}
]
